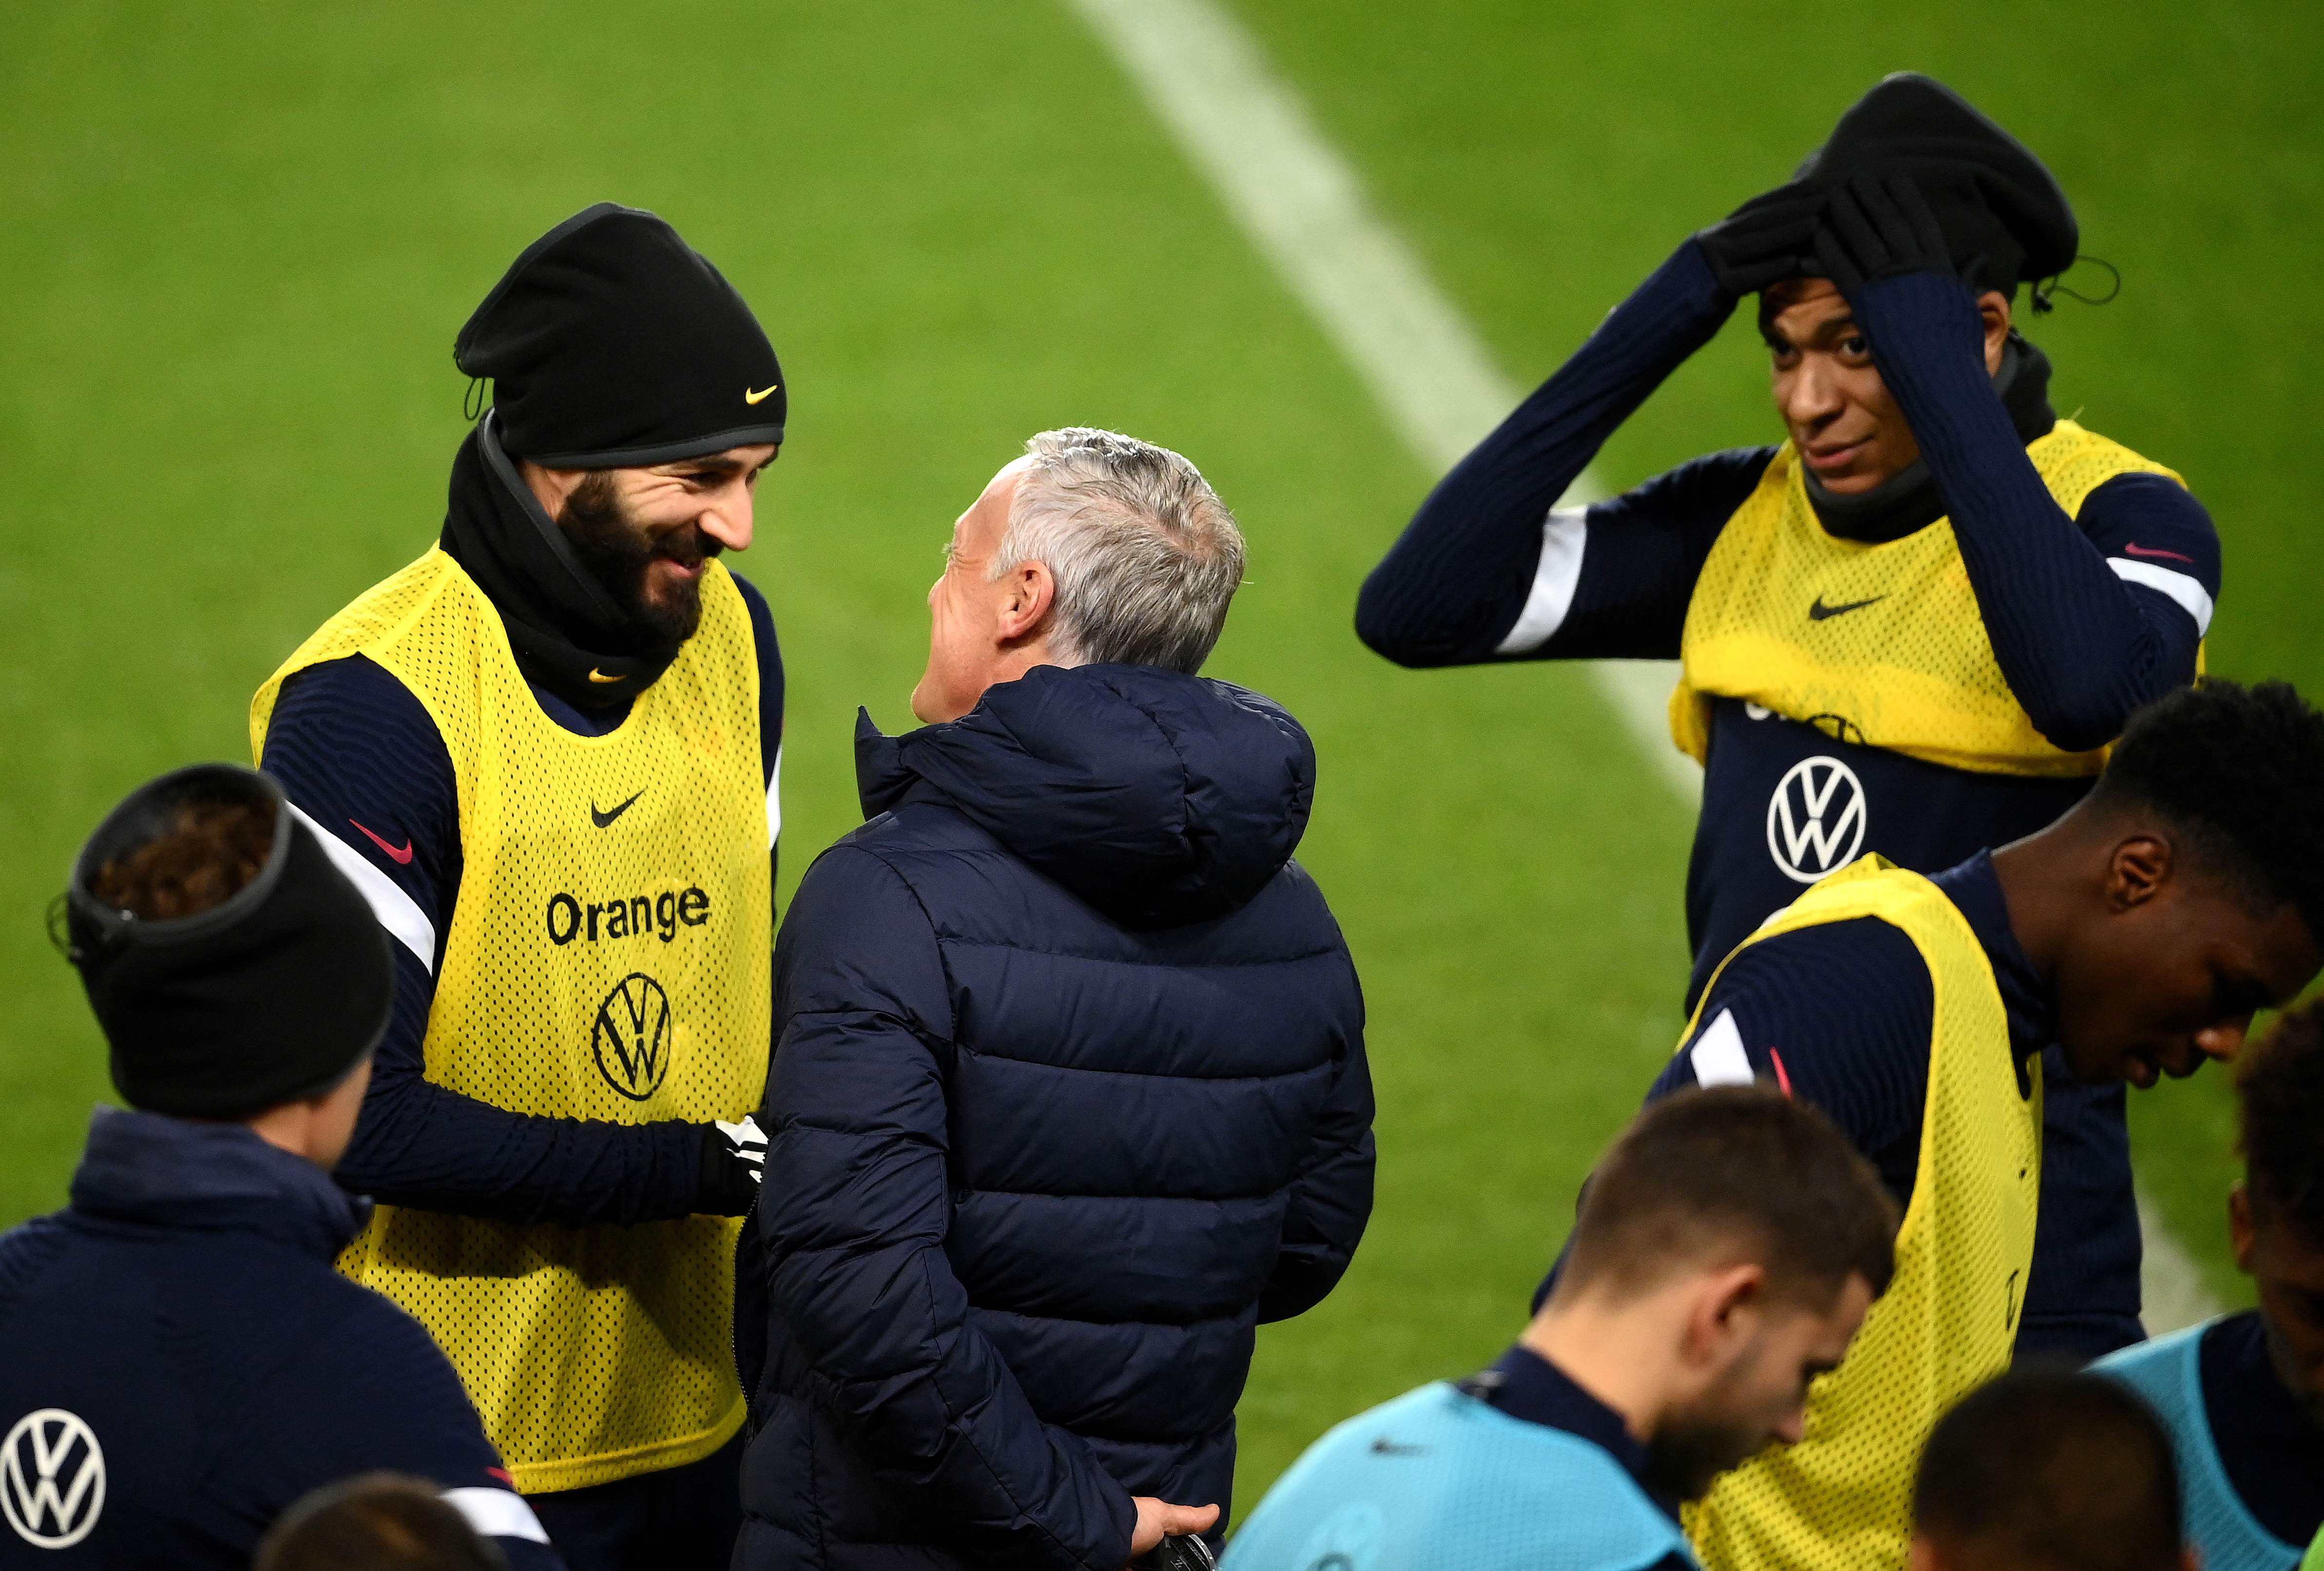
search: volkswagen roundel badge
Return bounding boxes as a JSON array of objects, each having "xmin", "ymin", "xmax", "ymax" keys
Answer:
[
  {"xmin": 593, "ymin": 972, "xmax": 673, "ymax": 1101},
  {"xmin": 2, "ymin": 1408, "xmax": 105, "ymax": 1549},
  {"xmin": 1766, "ymin": 755, "xmax": 1868, "ymax": 884}
]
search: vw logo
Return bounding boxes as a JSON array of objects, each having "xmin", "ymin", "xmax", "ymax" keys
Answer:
[
  {"xmin": 593, "ymin": 973, "xmax": 673, "ymax": 1101},
  {"xmin": 2, "ymin": 1408, "xmax": 105, "ymax": 1549},
  {"xmin": 1766, "ymin": 755, "xmax": 1868, "ymax": 883}
]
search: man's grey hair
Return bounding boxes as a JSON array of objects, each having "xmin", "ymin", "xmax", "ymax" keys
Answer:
[{"xmin": 991, "ymin": 427, "xmax": 1245, "ymax": 674}]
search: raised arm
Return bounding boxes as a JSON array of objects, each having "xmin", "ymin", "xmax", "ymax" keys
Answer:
[
  {"xmin": 1357, "ymin": 186, "xmax": 1820, "ymax": 667},
  {"xmin": 758, "ymin": 844, "xmax": 1136, "ymax": 1571},
  {"xmin": 1817, "ymin": 173, "xmax": 2218, "ymax": 751}
]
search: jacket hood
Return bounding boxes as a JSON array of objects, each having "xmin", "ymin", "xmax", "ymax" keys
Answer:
[
  {"xmin": 68, "ymin": 1106, "xmax": 369, "ymax": 1259},
  {"xmin": 855, "ymin": 664, "xmax": 1317, "ymax": 930}
]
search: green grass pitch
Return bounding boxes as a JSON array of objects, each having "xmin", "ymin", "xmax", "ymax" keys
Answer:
[{"xmin": 3, "ymin": 0, "xmax": 2318, "ymax": 1514}]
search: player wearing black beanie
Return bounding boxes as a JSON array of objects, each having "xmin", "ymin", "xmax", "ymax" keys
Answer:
[
  {"xmin": 245, "ymin": 204, "xmax": 787, "ymax": 1569},
  {"xmin": 0, "ymin": 764, "xmax": 564, "ymax": 1569},
  {"xmin": 1361, "ymin": 66, "xmax": 2220, "ymax": 1437}
]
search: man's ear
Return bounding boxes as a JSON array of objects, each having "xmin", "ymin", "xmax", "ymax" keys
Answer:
[
  {"xmin": 519, "ymin": 458, "xmax": 589, "ymax": 521},
  {"xmin": 1907, "ymin": 1533, "xmax": 1944, "ymax": 1571},
  {"xmin": 2230, "ymin": 1182, "xmax": 2258, "ymax": 1275},
  {"xmin": 2104, "ymin": 834, "xmax": 2173, "ymax": 912},
  {"xmin": 1683, "ymin": 1262, "xmax": 1767, "ymax": 1366},
  {"xmin": 993, "ymin": 559, "xmax": 1056, "ymax": 646},
  {"xmin": 1977, "ymin": 291, "xmax": 2012, "ymax": 376}
]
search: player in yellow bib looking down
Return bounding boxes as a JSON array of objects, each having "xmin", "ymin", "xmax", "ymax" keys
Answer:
[
  {"xmin": 1613, "ymin": 679, "xmax": 2324, "ymax": 1571},
  {"xmin": 249, "ymin": 205, "xmax": 788, "ymax": 1570},
  {"xmin": 1361, "ymin": 74, "xmax": 2219, "ymax": 1364}
]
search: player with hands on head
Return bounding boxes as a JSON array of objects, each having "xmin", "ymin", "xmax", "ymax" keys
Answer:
[
  {"xmin": 250, "ymin": 203, "xmax": 787, "ymax": 1568},
  {"xmin": 1358, "ymin": 72, "xmax": 2219, "ymax": 1365}
]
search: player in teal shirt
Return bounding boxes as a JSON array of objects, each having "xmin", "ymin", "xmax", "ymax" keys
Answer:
[
  {"xmin": 1224, "ymin": 1088, "xmax": 1896, "ymax": 1571},
  {"xmin": 2097, "ymin": 999, "xmax": 2324, "ymax": 1571}
]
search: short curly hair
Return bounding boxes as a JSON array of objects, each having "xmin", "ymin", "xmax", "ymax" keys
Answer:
[
  {"xmin": 2237, "ymin": 999, "xmax": 2324, "ymax": 1248},
  {"xmin": 2087, "ymin": 679, "xmax": 2324, "ymax": 943}
]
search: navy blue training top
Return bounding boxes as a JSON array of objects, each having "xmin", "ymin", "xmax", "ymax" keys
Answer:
[
  {"xmin": 256, "ymin": 568, "xmax": 781, "ymax": 1224},
  {"xmin": 0, "ymin": 1110, "xmax": 561, "ymax": 1569}
]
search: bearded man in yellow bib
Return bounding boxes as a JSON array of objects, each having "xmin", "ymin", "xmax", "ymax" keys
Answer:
[
  {"xmin": 249, "ymin": 204, "xmax": 786, "ymax": 1571},
  {"xmin": 1629, "ymin": 678, "xmax": 2324, "ymax": 1571},
  {"xmin": 1359, "ymin": 74, "xmax": 2220, "ymax": 1366}
]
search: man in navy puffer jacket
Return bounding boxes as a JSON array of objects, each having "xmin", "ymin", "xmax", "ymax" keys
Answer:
[{"xmin": 737, "ymin": 430, "xmax": 1375, "ymax": 1571}]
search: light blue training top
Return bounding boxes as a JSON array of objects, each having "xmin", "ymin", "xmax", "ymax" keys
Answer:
[
  {"xmin": 1222, "ymin": 1382, "xmax": 1695, "ymax": 1571},
  {"xmin": 2095, "ymin": 1319, "xmax": 2302, "ymax": 1571}
]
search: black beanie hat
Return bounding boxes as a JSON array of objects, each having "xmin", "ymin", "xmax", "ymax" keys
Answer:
[
  {"xmin": 63, "ymin": 764, "xmax": 392, "ymax": 1120},
  {"xmin": 1797, "ymin": 74, "xmax": 2077, "ymax": 296},
  {"xmin": 455, "ymin": 203, "xmax": 785, "ymax": 468}
]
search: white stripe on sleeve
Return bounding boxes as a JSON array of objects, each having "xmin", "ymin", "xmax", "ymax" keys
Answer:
[
  {"xmin": 1688, "ymin": 1008, "xmax": 1754, "ymax": 1089},
  {"xmin": 442, "ymin": 1487, "xmax": 550, "ymax": 1544},
  {"xmin": 1494, "ymin": 507, "xmax": 1589, "ymax": 655},
  {"xmin": 766, "ymin": 743, "xmax": 783, "ymax": 850},
  {"xmin": 285, "ymin": 802, "xmax": 438, "ymax": 974},
  {"xmin": 2109, "ymin": 557, "xmax": 2214, "ymax": 636}
]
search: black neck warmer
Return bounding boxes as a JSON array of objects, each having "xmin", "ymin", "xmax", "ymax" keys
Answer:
[
  {"xmin": 1805, "ymin": 333, "xmax": 2057, "ymax": 544},
  {"xmin": 437, "ymin": 412, "xmax": 678, "ymax": 713},
  {"xmin": 64, "ymin": 765, "xmax": 392, "ymax": 1121}
]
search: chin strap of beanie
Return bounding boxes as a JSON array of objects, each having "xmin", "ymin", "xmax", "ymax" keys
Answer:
[{"xmin": 61, "ymin": 764, "xmax": 393, "ymax": 1121}]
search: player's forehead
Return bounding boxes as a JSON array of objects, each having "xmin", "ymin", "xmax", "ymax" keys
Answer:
[{"xmin": 1760, "ymin": 278, "xmax": 1854, "ymax": 346}]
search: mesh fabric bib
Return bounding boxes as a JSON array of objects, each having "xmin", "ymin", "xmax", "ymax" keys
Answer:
[
  {"xmin": 1680, "ymin": 857, "xmax": 2041, "ymax": 1571},
  {"xmin": 250, "ymin": 548, "xmax": 770, "ymax": 1492},
  {"xmin": 1670, "ymin": 421, "xmax": 2183, "ymax": 776}
]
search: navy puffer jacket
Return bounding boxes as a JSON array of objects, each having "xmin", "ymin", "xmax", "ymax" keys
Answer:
[{"xmin": 736, "ymin": 664, "xmax": 1374, "ymax": 1571}]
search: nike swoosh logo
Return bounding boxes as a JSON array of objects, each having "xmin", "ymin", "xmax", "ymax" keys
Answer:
[
  {"xmin": 587, "ymin": 667, "xmax": 624, "ymax": 684},
  {"xmin": 591, "ymin": 791, "xmax": 644, "ymax": 829},
  {"xmin": 1808, "ymin": 595, "xmax": 1885, "ymax": 621},
  {"xmin": 1369, "ymin": 1437, "xmax": 1429, "ymax": 1456},
  {"xmin": 744, "ymin": 384, "xmax": 779, "ymax": 405},
  {"xmin": 2122, "ymin": 542, "xmax": 2195, "ymax": 564},
  {"xmin": 349, "ymin": 819, "xmax": 414, "ymax": 865}
]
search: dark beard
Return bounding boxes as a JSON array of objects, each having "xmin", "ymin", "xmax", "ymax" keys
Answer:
[
  {"xmin": 1642, "ymin": 1415, "xmax": 1765, "ymax": 1505},
  {"xmin": 558, "ymin": 473, "xmax": 723, "ymax": 649}
]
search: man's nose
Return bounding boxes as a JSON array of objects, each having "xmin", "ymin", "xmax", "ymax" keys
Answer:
[
  {"xmin": 699, "ymin": 485, "xmax": 755, "ymax": 552},
  {"xmin": 2195, "ymin": 1018, "xmax": 2251, "ymax": 1061},
  {"xmin": 1778, "ymin": 363, "xmax": 1842, "ymax": 429}
]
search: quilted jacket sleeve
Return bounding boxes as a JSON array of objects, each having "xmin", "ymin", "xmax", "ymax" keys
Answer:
[
  {"xmin": 760, "ymin": 842, "xmax": 1138, "ymax": 1571},
  {"xmin": 1257, "ymin": 974, "xmax": 1376, "ymax": 1324}
]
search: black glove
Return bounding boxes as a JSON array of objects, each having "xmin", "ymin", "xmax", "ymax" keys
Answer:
[
  {"xmin": 1694, "ymin": 181, "xmax": 1823, "ymax": 299},
  {"xmin": 695, "ymin": 1115, "xmax": 767, "ymax": 1216},
  {"xmin": 1814, "ymin": 170, "xmax": 1962, "ymax": 295}
]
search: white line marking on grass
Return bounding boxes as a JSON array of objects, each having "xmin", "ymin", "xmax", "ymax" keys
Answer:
[{"xmin": 1068, "ymin": 0, "xmax": 2218, "ymax": 1333}]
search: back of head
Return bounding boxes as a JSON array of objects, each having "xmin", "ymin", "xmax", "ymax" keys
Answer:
[
  {"xmin": 61, "ymin": 763, "xmax": 391, "ymax": 1119},
  {"xmin": 1560, "ymin": 1086, "xmax": 1898, "ymax": 1309},
  {"xmin": 2237, "ymin": 998, "xmax": 2324, "ymax": 1247},
  {"xmin": 2087, "ymin": 679, "xmax": 2324, "ymax": 945},
  {"xmin": 996, "ymin": 427, "xmax": 1245, "ymax": 674},
  {"xmin": 1915, "ymin": 1370, "xmax": 2181, "ymax": 1571},
  {"xmin": 255, "ymin": 1474, "xmax": 506, "ymax": 1571}
]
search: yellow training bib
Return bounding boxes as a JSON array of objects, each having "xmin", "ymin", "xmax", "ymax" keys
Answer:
[
  {"xmin": 1681, "ymin": 857, "xmax": 2041, "ymax": 1571},
  {"xmin": 1671, "ymin": 421, "xmax": 2183, "ymax": 776},
  {"xmin": 251, "ymin": 548, "xmax": 771, "ymax": 1492}
]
